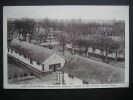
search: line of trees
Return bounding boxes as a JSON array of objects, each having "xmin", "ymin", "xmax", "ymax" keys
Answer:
[
  {"xmin": 8, "ymin": 18, "xmax": 36, "ymax": 43},
  {"xmin": 7, "ymin": 18, "xmax": 125, "ymax": 62},
  {"xmin": 68, "ymin": 34, "xmax": 122, "ymax": 62},
  {"xmin": 8, "ymin": 18, "xmax": 125, "ymax": 40}
]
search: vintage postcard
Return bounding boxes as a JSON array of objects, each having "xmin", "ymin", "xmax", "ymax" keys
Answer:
[{"xmin": 3, "ymin": 6, "xmax": 129, "ymax": 89}]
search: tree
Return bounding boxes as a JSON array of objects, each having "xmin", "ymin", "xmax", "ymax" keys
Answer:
[
  {"xmin": 19, "ymin": 18, "xmax": 36, "ymax": 43},
  {"xmin": 59, "ymin": 32, "xmax": 68, "ymax": 55},
  {"xmin": 109, "ymin": 37, "xmax": 122, "ymax": 60},
  {"xmin": 75, "ymin": 37, "xmax": 85, "ymax": 55},
  {"xmin": 41, "ymin": 18, "xmax": 52, "ymax": 42},
  {"xmin": 69, "ymin": 36, "xmax": 78, "ymax": 54},
  {"xmin": 14, "ymin": 19, "xmax": 23, "ymax": 40},
  {"xmin": 7, "ymin": 20, "xmax": 15, "ymax": 41},
  {"xmin": 83, "ymin": 37, "xmax": 93, "ymax": 57},
  {"xmin": 25, "ymin": 18, "xmax": 36, "ymax": 43},
  {"xmin": 35, "ymin": 21, "xmax": 41, "ymax": 44},
  {"xmin": 113, "ymin": 21, "xmax": 125, "ymax": 58}
]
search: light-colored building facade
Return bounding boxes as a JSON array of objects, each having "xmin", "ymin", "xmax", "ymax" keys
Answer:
[{"xmin": 56, "ymin": 71, "xmax": 83, "ymax": 85}]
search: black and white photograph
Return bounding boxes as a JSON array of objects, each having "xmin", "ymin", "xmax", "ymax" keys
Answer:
[{"xmin": 3, "ymin": 6, "xmax": 129, "ymax": 89}]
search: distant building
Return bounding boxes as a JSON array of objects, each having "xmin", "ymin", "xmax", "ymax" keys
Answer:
[
  {"xmin": 46, "ymin": 32, "xmax": 57, "ymax": 42},
  {"xmin": 45, "ymin": 28, "xmax": 58, "ymax": 43},
  {"xmin": 8, "ymin": 39, "xmax": 66, "ymax": 74},
  {"xmin": 35, "ymin": 27, "xmax": 58, "ymax": 46},
  {"xmin": 56, "ymin": 55, "xmax": 125, "ymax": 85}
]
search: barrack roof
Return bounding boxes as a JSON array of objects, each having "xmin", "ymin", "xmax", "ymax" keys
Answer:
[
  {"xmin": 9, "ymin": 39, "xmax": 54, "ymax": 64},
  {"xmin": 61, "ymin": 55, "xmax": 124, "ymax": 84}
]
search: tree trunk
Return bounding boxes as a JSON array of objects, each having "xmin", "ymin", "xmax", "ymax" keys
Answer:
[
  {"xmin": 37, "ymin": 33, "xmax": 38, "ymax": 44},
  {"xmin": 37, "ymin": 27, "xmax": 40, "ymax": 44},
  {"xmin": 100, "ymin": 49, "xmax": 104, "ymax": 61},
  {"xmin": 87, "ymin": 51, "xmax": 89, "ymax": 57},
  {"xmin": 115, "ymin": 51, "xmax": 119, "ymax": 60},
  {"xmin": 79, "ymin": 46, "xmax": 82, "ymax": 55},
  {"xmin": 8, "ymin": 32, "xmax": 11, "ymax": 41},
  {"xmin": 44, "ymin": 33, "xmax": 48, "ymax": 42},
  {"xmin": 85, "ymin": 46, "xmax": 89, "ymax": 57},
  {"xmin": 23, "ymin": 33, "xmax": 26, "ymax": 41},
  {"xmin": 105, "ymin": 50, "xmax": 109, "ymax": 63},
  {"xmin": 29, "ymin": 37, "xmax": 31, "ymax": 43},
  {"xmin": 50, "ymin": 38, "xmax": 51, "ymax": 43},
  {"xmin": 123, "ymin": 52, "xmax": 125, "ymax": 59},
  {"xmin": 25, "ymin": 34, "xmax": 26, "ymax": 41},
  {"xmin": 85, "ymin": 46, "xmax": 88, "ymax": 53},
  {"xmin": 62, "ymin": 41, "xmax": 65, "ymax": 55},
  {"xmin": 101, "ymin": 51, "xmax": 104, "ymax": 61},
  {"xmin": 59, "ymin": 35, "xmax": 62, "ymax": 45},
  {"xmin": 72, "ymin": 47, "xmax": 75, "ymax": 54},
  {"xmin": 19, "ymin": 30, "xmax": 21, "ymax": 40},
  {"xmin": 29, "ymin": 33, "xmax": 31, "ymax": 43},
  {"xmin": 23, "ymin": 34, "xmax": 24, "ymax": 41}
]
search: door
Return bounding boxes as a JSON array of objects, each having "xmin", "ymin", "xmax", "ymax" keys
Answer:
[
  {"xmin": 42, "ymin": 64, "xmax": 44, "ymax": 71},
  {"xmin": 49, "ymin": 63, "xmax": 61, "ymax": 72},
  {"xmin": 53, "ymin": 65, "xmax": 56, "ymax": 72}
]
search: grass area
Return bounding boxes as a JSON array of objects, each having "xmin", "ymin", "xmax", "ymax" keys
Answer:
[
  {"xmin": 53, "ymin": 45, "xmax": 125, "ymax": 68},
  {"xmin": 8, "ymin": 58, "xmax": 57, "ymax": 84},
  {"xmin": 8, "ymin": 61, "xmax": 35, "ymax": 83}
]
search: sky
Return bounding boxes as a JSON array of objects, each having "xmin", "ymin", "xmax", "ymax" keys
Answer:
[{"xmin": 3, "ymin": 6, "xmax": 129, "ymax": 20}]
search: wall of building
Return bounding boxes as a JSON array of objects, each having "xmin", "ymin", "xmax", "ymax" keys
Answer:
[
  {"xmin": 43, "ymin": 52, "xmax": 66, "ymax": 72},
  {"xmin": 63, "ymin": 72, "xmax": 83, "ymax": 85},
  {"xmin": 56, "ymin": 71, "xmax": 64, "ymax": 84},
  {"xmin": 8, "ymin": 48, "xmax": 66, "ymax": 72},
  {"xmin": 56, "ymin": 71, "xmax": 83, "ymax": 85},
  {"xmin": 8, "ymin": 48, "xmax": 42, "ymax": 71}
]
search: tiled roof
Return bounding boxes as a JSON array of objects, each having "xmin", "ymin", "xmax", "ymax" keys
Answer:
[
  {"xmin": 61, "ymin": 55, "xmax": 125, "ymax": 84},
  {"xmin": 9, "ymin": 39, "xmax": 54, "ymax": 64}
]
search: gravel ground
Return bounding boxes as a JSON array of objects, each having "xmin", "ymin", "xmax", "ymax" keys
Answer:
[{"xmin": 14, "ymin": 72, "xmax": 57, "ymax": 85}]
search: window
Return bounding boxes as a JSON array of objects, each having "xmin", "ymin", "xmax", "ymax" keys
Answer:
[
  {"xmin": 37, "ymin": 62, "xmax": 40, "ymax": 65},
  {"xmin": 57, "ymin": 63, "xmax": 61, "ymax": 68},
  {"xmin": 8, "ymin": 48, "xmax": 9, "ymax": 52},
  {"xmin": 49, "ymin": 65, "xmax": 53, "ymax": 70},
  {"xmin": 30, "ymin": 59, "xmax": 33, "ymax": 64},
  {"xmin": 15, "ymin": 51, "xmax": 17, "ymax": 53},
  {"xmin": 42, "ymin": 64, "xmax": 44, "ymax": 71},
  {"xmin": 11, "ymin": 49, "xmax": 13, "ymax": 53},
  {"xmin": 49, "ymin": 63, "xmax": 61, "ymax": 70},
  {"xmin": 83, "ymin": 81, "xmax": 89, "ymax": 84},
  {"xmin": 24, "ymin": 55, "xmax": 27, "ymax": 58},
  {"xmin": 68, "ymin": 74, "xmax": 73, "ymax": 79}
]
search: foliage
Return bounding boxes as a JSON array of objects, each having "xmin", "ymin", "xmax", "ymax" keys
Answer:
[
  {"xmin": 7, "ymin": 19, "xmax": 15, "ymax": 41},
  {"xmin": 8, "ymin": 18, "xmax": 125, "ymax": 62}
]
